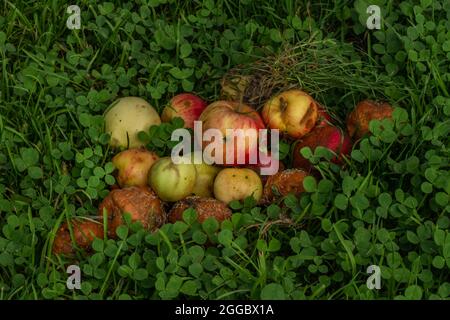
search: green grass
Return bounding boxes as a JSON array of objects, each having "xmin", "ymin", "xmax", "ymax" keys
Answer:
[{"xmin": 0, "ymin": 0, "xmax": 449, "ymax": 300}]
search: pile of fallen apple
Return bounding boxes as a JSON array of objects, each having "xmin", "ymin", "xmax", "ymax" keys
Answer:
[{"xmin": 53, "ymin": 88, "xmax": 394, "ymax": 255}]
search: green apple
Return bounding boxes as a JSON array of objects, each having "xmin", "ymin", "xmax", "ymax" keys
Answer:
[{"xmin": 149, "ymin": 157, "xmax": 196, "ymax": 202}]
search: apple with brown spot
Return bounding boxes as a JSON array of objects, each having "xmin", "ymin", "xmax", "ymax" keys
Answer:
[
  {"xmin": 213, "ymin": 168, "xmax": 263, "ymax": 204},
  {"xmin": 262, "ymin": 89, "xmax": 318, "ymax": 139}
]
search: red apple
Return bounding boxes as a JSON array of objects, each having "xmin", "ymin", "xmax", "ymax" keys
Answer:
[
  {"xmin": 317, "ymin": 104, "xmax": 333, "ymax": 127},
  {"xmin": 199, "ymin": 101, "xmax": 265, "ymax": 166},
  {"xmin": 262, "ymin": 89, "xmax": 318, "ymax": 139},
  {"xmin": 161, "ymin": 93, "xmax": 208, "ymax": 129},
  {"xmin": 293, "ymin": 125, "xmax": 352, "ymax": 170}
]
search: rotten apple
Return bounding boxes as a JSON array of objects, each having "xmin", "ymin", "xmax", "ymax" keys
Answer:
[
  {"xmin": 168, "ymin": 196, "xmax": 231, "ymax": 223},
  {"xmin": 260, "ymin": 169, "xmax": 309, "ymax": 204},
  {"xmin": 53, "ymin": 219, "xmax": 104, "ymax": 255},
  {"xmin": 346, "ymin": 100, "xmax": 394, "ymax": 140},
  {"xmin": 98, "ymin": 186, "xmax": 166, "ymax": 238}
]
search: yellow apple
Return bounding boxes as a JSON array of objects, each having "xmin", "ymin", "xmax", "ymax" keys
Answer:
[
  {"xmin": 213, "ymin": 168, "xmax": 263, "ymax": 204},
  {"xmin": 192, "ymin": 163, "xmax": 221, "ymax": 198},
  {"xmin": 262, "ymin": 89, "xmax": 318, "ymax": 139},
  {"xmin": 104, "ymin": 97, "xmax": 161, "ymax": 149}
]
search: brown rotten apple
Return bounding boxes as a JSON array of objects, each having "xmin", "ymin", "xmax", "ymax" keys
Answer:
[
  {"xmin": 220, "ymin": 74, "xmax": 251, "ymax": 101},
  {"xmin": 168, "ymin": 196, "xmax": 231, "ymax": 223},
  {"xmin": 262, "ymin": 89, "xmax": 318, "ymax": 139},
  {"xmin": 53, "ymin": 219, "xmax": 104, "ymax": 255},
  {"xmin": 346, "ymin": 100, "xmax": 394, "ymax": 140},
  {"xmin": 260, "ymin": 169, "xmax": 309, "ymax": 204},
  {"xmin": 293, "ymin": 125, "xmax": 352, "ymax": 171},
  {"xmin": 112, "ymin": 148, "xmax": 159, "ymax": 188},
  {"xmin": 98, "ymin": 186, "xmax": 165, "ymax": 237},
  {"xmin": 161, "ymin": 93, "xmax": 208, "ymax": 129},
  {"xmin": 199, "ymin": 101, "xmax": 265, "ymax": 166}
]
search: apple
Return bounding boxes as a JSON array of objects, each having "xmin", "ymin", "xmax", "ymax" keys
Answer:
[
  {"xmin": 220, "ymin": 74, "xmax": 251, "ymax": 101},
  {"xmin": 104, "ymin": 97, "xmax": 161, "ymax": 149},
  {"xmin": 190, "ymin": 156, "xmax": 221, "ymax": 198},
  {"xmin": 317, "ymin": 104, "xmax": 333, "ymax": 126},
  {"xmin": 199, "ymin": 101, "xmax": 265, "ymax": 166},
  {"xmin": 262, "ymin": 89, "xmax": 318, "ymax": 139},
  {"xmin": 260, "ymin": 169, "xmax": 309, "ymax": 204},
  {"xmin": 53, "ymin": 219, "xmax": 104, "ymax": 255},
  {"xmin": 192, "ymin": 163, "xmax": 220, "ymax": 197},
  {"xmin": 213, "ymin": 168, "xmax": 263, "ymax": 204},
  {"xmin": 98, "ymin": 186, "xmax": 165, "ymax": 238},
  {"xmin": 168, "ymin": 196, "xmax": 231, "ymax": 223},
  {"xmin": 293, "ymin": 125, "xmax": 352, "ymax": 170},
  {"xmin": 347, "ymin": 100, "xmax": 394, "ymax": 140},
  {"xmin": 149, "ymin": 157, "xmax": 197, "ymax": 202},
  {"xmin": 161, "ymin": 93, "xmax": 208, "ymax": 129},
  {"xmin": 112, "ymin": 148, "xmax": 159, "ymax": 188}
]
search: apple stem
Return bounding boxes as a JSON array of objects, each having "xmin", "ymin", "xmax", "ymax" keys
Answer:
[{"xmin": 237, "ymin": 101, "xmax": 243, "ymax": 113}]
